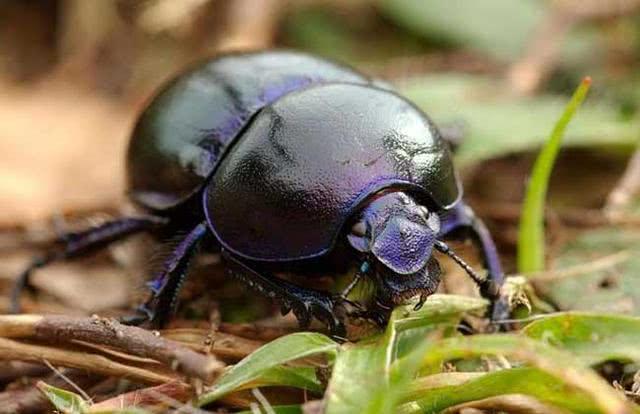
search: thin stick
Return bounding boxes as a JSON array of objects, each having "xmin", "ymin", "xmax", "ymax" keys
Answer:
[
  {"xmin": 90, "ymin": 381, "xmax": 253, "ymax": 412},
  {"xmin": 0, "ymin": 314, "xmax": 224, "ymax": 381},
  {"xmin": 340, "ymin": 271, "xmax": 362, "ymax": 298},
  {"xmin": 42, "ymin": 359, "xmax": 92, "ymax": 402},
  {"xmin": 89, "ymin": 381, "xmax": 192, "ymax": 412},
  {"xmin": 162, "ymin": 328, "xmax": 264, "ymax": 361},
  {"xmin": 605, "ymin": 148, "xmax": 640, "ymax": 218},
  {"xmin": 0, "ymin": 337, "xmax": 173, "ymax": 384}
]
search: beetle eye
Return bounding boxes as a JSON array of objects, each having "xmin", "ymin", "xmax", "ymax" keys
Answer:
[
  {"xmin": 426, "ymin": 213, "xmax": 441, "ymax": 234},
  {"xmin": 351, "ymin": 221, "xmax": 367, "ymax": 237}
]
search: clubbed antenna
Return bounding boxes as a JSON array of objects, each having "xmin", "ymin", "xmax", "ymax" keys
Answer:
[{"xmin": 434, "ymin": 240, "xmax": 496, "ymax": 297}]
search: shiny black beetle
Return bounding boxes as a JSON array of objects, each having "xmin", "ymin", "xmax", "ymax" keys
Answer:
[{"xmin": 13, "ymin": 51, "xmax": 508, "ymax": 335}]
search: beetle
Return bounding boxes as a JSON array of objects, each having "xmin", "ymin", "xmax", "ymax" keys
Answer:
[{"xmin": 12, "ymin": 51, "xmax": 508, "ymax": 335}]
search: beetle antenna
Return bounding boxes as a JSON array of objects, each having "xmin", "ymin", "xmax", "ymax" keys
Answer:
[{"xmin": 434, "ymin": 240, "xmax": 486, "ymax": 289}]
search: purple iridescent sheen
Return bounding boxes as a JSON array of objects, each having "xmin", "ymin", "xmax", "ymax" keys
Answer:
[
  {"xmin": 205, "ymin": 83, "xmax": 461, "ymax": 261},
  {"xmin": 127, "ymin": 51, "xmax": 372, "ymax": 211}
]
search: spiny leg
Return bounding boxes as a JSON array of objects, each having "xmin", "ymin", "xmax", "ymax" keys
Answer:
[
  {"xmin": 222, "ymin": 250, "xmax": 348, "ymax": 338},
  {"xmin": 335, "ymin": 261, "xmax": 370, "ymax": 312},
  {"xmin": 340, "ymin": 269, "xmax": 363, "ymax": 299},
  {"xmin": 337, "ymin": 260, "xmax": 390, "ymax": 326},
  {"xmin": 11, "ymin": 215, "xmax": 167, "ymax": 313},
  {"xmin": 439, "ymin": 203, "xmax": 510, "ymax": 323},
  {"xmin": 122, "ymin": 221, "xmax": 208, "ymax": 328}
]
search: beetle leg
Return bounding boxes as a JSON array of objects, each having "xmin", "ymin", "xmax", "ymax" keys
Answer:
[
  {"xmin": 339, "ymin": 271, "xmax": 362, "ymax": 299},
  {"xmin": 438, "ymin": 203, "xmax": 510, "ymax": 325},
  {"xmin": 347, "ymin": 300, "xmax": 391, "ymax": 328},
  {"xmin": 336, "ymin": 261, "xmax": 371, "ymax": 312},
  {"xmin": 221, "ymin": 250, "xmax": 347, "ymax": 338},
  {"xmin": 11, "ymin": 215, "xmax": 167, "ymax": 313},
  {"xmin": 121, "ymin": 221, "xmax": 208, "ymax": 328}
]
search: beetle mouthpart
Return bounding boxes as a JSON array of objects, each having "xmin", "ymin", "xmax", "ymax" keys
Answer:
[
  {"xmin": 392, "ymin": 287, "xmax": 436, "ymax": 306},
  {"xmin": 378, "ymin": 257, "xmax": 441, "ymax": 305},
  {"xmin": 433, "ymin": 240, "xmax": 486, "ymax": 288}
]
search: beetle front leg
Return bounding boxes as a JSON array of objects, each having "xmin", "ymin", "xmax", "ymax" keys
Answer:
[
  {"xmin": 439, "ymin": 203, "xmax": 510, "ymax": 324},
  {"xmin": 221, "ymin": 250, "xmax": 348, "ymax": 338}
]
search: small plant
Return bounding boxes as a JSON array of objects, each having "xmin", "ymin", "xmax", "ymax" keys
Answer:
[{"xmin": 518, "ymin": 77, "xmax": 592, "ymax": 273}]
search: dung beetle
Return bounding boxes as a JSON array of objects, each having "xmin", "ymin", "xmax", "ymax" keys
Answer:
[{"xmin": 13, "ymin": 51, "xmax": 508, "ymax": 335}]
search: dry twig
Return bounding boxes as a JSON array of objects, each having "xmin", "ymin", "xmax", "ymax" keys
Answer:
[
  {"xmin": 218, "ymin": 322, "xmax": 295, "ymax": 342},
  {"xmin": 0, "ymin": 337, "xmax": 173, "ymax": 384},
  {"xmin": 162, "ymin": 328, "xmax": 264, "ymax": 362},
  {"xmin": 605, "ymin": 149, "xmax": 640, "ymax": 218},
  {"xmin": 0, "ymin": 314, "xmax": 224, "ymax": 382},
  {"xmin": 89, "ymin": 381, "xmax": 192, "ymax": 411}
]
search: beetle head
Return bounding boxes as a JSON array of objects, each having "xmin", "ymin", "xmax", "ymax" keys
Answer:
[{"xmin": 347, "ymin": 192, "xmax": 442, "ymax": 304}]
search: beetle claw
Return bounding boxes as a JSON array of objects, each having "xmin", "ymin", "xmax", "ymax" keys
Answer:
[
  {"xmin": 311, "ymin": 296, "xmax": 347, "ymax": 338},
  {"xmin": 293, "ymin": 305, "xmax": 312, "ymax": 329},
  {"xmin": 285, "ymin": 294, "xmax": 349, "ymax": 337},
  {"xmin": 413, "ymin": 293, "xmax": 428, "ymax": 311},
  {"xmin": 119, "ymin": 304, "xmax": 154, "ymax": 326},
  {"xmin": 328, "ymin": 319, "xmax": 346, "ymax": 340},
  {"xmin": 353, "ymin": 301, "xmax": 365, "ymax": 311},
  {"xmin": 337, "ymin": 296, "xmax": 364, "ymax": 311},
  {"xmin": 280, "ymin": 302, "xmax": 292, "ymax": 316}
]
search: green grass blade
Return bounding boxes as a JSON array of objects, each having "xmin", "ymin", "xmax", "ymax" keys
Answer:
[
  {"xmin": 324, "ymin": 294, "xmax": 487, "ymax": 414},
  {"xmin": 398, "ymin": 368, "xmax": 597, "ymax": 414},
  {"xmin": 517, "ymin": 77, "xmax": 592, "ymax": 273},
  {"xmin": 235, "ymin": 405, "xmax": 302, "ymax": 414},
  {"xmin": 197, "ymin": 332, "xmax": 337, "ymax": 406},
  {"xmin": 245, "ymin": 365, "xmax": 323, "ymax": 394},
  {"xmin": 523, "ymin": 312, "xmax": 640, "ymax": 365},
  {"xmin": 418, "ymin": 333, "xmax": 633, "ymax": 414}
]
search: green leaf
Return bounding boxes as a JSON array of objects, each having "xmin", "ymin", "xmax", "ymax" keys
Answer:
[
  {"xmin": 379, "ymin": 0, "xmax": 542, "ymax": 60},
  {"xmin": 523, "ymin": 312, "xmax": 640, "ymax": 365},
  {"xmin": 400, "ymin": 75, "xmax": 639, "ymax": 167},
  {"xmin": 325, "ymin": 341, "xmax": 387, "ymax": 414},
  {"xmin": 239, "ymin": 365, "xmax": 323, "ymax": 394},
  {"xmin": 534, "ymin": 227, "xmax": 640, "ymax": 314},
  {"xmin": 37, "ymin": 382, "xmax": 88, "ymax": 414},
  {"xmin": 283, "ymin": 9, "xmax": 354, "ymax": 62},
  {"xmin": 235, "ymin": 405, "xmax": 303, "ymax": 414},
  {"xmin": 325, "ymin": 294, "xmax": 487, "ymax": 414},
  {"xmin": 379, "ymin": 0, "xmax": 598, "ymax": 64},
  {"xmin": 197, "ymin": 332, "xmax": 337, "ymax": 406},
  {"xmin": 38, "ymin": 383, "xmax": 151, "ymax": 414},
  {"xmin": 417, "ymin": 334, "xmax": 634, "ymax": 414},
  {"xmin": 386, "ymin": 294, "xmax": 488, "ymax": 361},
  {"xmin": 518, "ymin": 77, "xmax": 592, "ymax": 273},
  {"xmin": 398, "ymin": 368, "xmax": 598, "ymax": 414}
]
